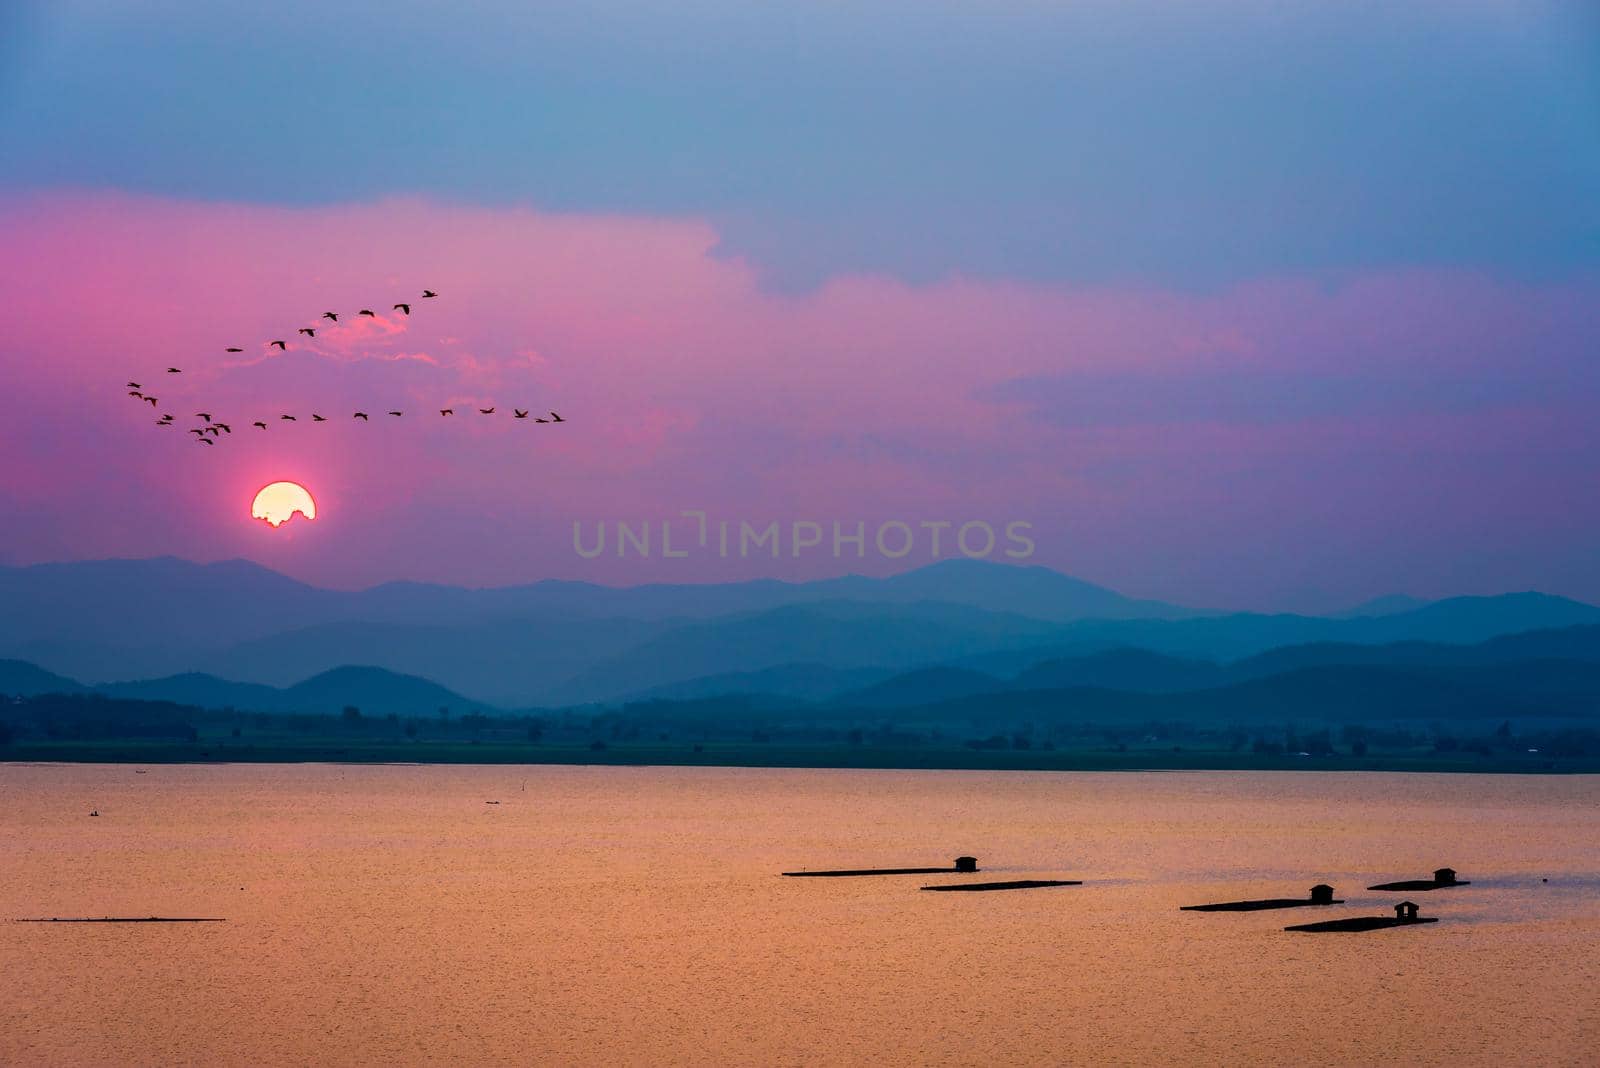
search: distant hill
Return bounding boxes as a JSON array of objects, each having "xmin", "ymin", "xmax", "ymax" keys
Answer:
[
  {"xmin": 0, "ymin": 658, "xmax": 86, "ymax": 697},
  {"xmin": 816, "ymin": 624, "xmax": 1600, "ymax": 722},
  {"xmin": 195, "ymin": 616, "xmax": 667, "ymax": 703},
  {"xmin": 1333, "ymin": 594, "xmax": 1430, "ymax": 619},
  {"xmin": 544, "ymin": 600, "xmax": 1065, "ymax": 704},
  {"xmin": 7, "ymin": 660, "xmax": 490, "ymax": 716},
  {"xmin": 860, "ymin": 661, "xmax": 1599, "ymax": 729},
  {"xmin": 1228, "ymin": 624, "xmax": 1600, "ymax": 681},
  {"xmin": 812, "ymin": 558, "xmax": 1192, "ymax": 622},
  {"xmin": 1012, "ymin": 649, "xmax": 1224, "ymax": 693},
  {"xmin": 832, "ymin": 667, "xmax": 1004, "ymax": 709},
  {"xmin": 283, "ymin": 666, "xmax": 485, "ymax": 716},
  {"xmin": 1356, "ymin": 593, "xmax": 1600, "ymax": 644},
  {"xmin": 624, "ymin": 663, "xmax": 892, "ymax": 703},
  {"xmin": 98, "ymin": 672, "xmax": 285, "ymax": 710}
]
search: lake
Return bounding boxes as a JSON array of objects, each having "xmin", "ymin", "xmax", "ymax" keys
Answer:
[{"xmin": 2, "ymin": 765, "xmax": 1596, "ymax": 1065}]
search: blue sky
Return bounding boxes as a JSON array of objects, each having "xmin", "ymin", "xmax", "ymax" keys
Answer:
[{"xmin": 4, "ymin": 1, "xmax": 1596, "ymax": 288}]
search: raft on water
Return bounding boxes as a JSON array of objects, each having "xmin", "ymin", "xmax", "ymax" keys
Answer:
[
  {"xmin": 1368, "ymin": 867, "xmax": 1469, "ymax": 892},
  {"xmin": 1286, "ymin": 901, "xmax": 1436, "ymax": 933},
  {"xmin": 921, "ymin": 879, "xmax": 1081, "ymax": 892},
  {"xmin": 784, "ymin": 856, "xmax": 979, "ymax": 877},
  {"xmin": 1183, "ymin": 884, "xmax": 1342, "ymax": 912},
  {"xmin": 15, "ymin": 917, "xmax": 226, "ymax": 923}
]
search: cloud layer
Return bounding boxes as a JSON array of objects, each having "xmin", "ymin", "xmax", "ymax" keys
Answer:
[{"xmin": 1, "ymin": 191, "xmax": 1596, "ymax": 609}]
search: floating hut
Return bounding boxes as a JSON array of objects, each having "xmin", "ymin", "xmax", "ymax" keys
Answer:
[
  {"xmin": 783, "ymin": 856, "xmax": 979, "ymax": 877},
  {"xmin": 1285, "ymin": 901, "xmax": 1438, "ymax": 933},
  {"xmin": 1181, "ymin": 884, "xmax": 1342, "ymax": 912},
  {"xmin": 1368, "ymin": 867, "xmax": 1470, "ymax": 892}
]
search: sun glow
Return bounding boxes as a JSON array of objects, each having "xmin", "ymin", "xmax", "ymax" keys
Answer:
[{"xmin": 252, "ymin": 481, "xmax": 317, "ymax": 528}]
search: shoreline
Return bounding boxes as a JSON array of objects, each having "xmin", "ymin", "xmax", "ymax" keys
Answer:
[{"xmin": 3, "ymin": 741, "xmax": 1595, "ymax": 774}]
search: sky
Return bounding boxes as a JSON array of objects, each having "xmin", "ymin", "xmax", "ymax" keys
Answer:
[{"xmin": 0, "ymin": 1, "xmax": 1597, "ymax": 611}]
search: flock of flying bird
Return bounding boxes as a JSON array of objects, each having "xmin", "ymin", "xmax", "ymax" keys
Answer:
[{"xmin": 124, "ymin": 289, "xmax": 565, "ymax": 445}]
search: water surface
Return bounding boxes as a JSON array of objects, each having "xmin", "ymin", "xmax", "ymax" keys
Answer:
[{"xmin": 3, "ymin": 765, "xmax": 1595, "ymax": 1065}]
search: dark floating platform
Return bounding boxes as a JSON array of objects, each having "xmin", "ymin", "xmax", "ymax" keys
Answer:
[
  {"xmin": 15, "ymin": 917, "xmax": 226, "ymax": 923},
  {"xmin": 1184, "ymin": 884, "xmax": 1342, "ymax": 912},
  {"xmin": 1183, "ymin": 897, "xmax": 1344, "ymax": 912},
  {"xmin": 1288, "ymin": 901, "xmax": 1435, "ymax": 932},
  {"xmin": 1369, "ymin": 867, "xmax": 1469, "ymax": 892},
  {"xmin": 1285, "ymin": 916, "xmax": 1437, "ymax": 933},
  {"xmin": 921, "ymin": 879, "xmax": 1082, "ymax": 892},
  {"xmin": 784, "ymin": 856, "xmax": 979, "ymax": 878}
]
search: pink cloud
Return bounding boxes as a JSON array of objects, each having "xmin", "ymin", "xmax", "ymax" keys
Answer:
[{"xmin": 0, "ymin": 190, "xmax": 1596, "ymax": 609}]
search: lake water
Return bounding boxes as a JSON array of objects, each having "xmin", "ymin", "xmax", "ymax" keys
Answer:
[{"xmin": 2, "ymin": 765, "xmax": 1596, "ymax": 1065}]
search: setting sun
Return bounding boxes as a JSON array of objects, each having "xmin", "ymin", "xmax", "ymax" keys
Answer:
[{"xmin": 251, "ymin": 481, "xmax": 317, "ymax": 528}]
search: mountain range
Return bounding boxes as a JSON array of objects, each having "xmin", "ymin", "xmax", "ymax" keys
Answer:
[{"xmin": 4, "ymin": 556, "xmax": 1600, "ymax": 712}]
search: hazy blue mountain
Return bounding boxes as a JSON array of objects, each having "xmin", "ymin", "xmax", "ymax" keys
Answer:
[
  {"xmin": 831, "ymin": 666, "xmax": 1004, "ymax": 709},
  {"xmin": 623, "ymin": 663, "xmax": 892, "ymax": 703},
  {"xmin": 1475, "ymin": 624, "xmax": 1600, "ymax": 662},
  {"xmin": 545, "ymin": 600, "xmax": 1065, "ymax": 704},
  {"xmin": 1228, "ymin": 624, "xmax": 1600, "ymax": 680},
  {"xmin": 1333, "ymin": 594, "xmax": 1430, "ymax": 618},
  {"xmin": 97, "ymin": 672, "xmax": 285, "ymax": 710},
  {"xmin": 196, "ymin": 616, "xmax": 668, "ymax": 704},
  {"xmin": 0, "ymin": 557, "xmax": 343, "ymax": 650},
  {"xmin": 0, "ymin": 556, "xmax": 1188, "ymax": 685},
  {"xmin": 1355, "ymin": 593, "xmax": 1600, "ymax": 644},
  {"xmin": 838, "ymin": 624, "xmax": 1600, "ymax": 713},
  {"xmin": 6, "ymin": 556, "xmax": 1599, "ymax": 707},
  {"xmin": 0, "ymin": 658, "xmax": 86, "ymax": 696},
  {"xmin": 100, "ymin": 665, "xmax": 485, "ymax": 715},
  {"xmin": 283, "ymin": 666, "xmax": 485, "ymax": 716},
  {"xmin": 951, "ymin": 597, "xmax": 1600, "ymax": 670},
  {"xmin": 1012, "ymin": 648, "xmax": 1224, "ymax": 692},
  {"xmin": 808, "ymin": 558, "xmax": 1192, "ymax": 621},
  {"xmin": 880, "ymin": 662, "xmax": 1594, "ymax": 730}
]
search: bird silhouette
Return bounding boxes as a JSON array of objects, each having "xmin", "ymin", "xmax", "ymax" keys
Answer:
[
  {"xmin": 167, "ymin": 367, "xmax": 181, "ymax": 373},
  {"xmin": 196, "ymin": 412, "xmax": 212, "ymax": 422},
  {"xmin": 197, "ymin": 437, "xmax": 214, "ymax": 445},
  {"xmin": 387, "ymin": 410, "xmax": 403, "ymax": 417},
  {"xmin": 188, "ymin": 428, "xmax": 205, "ymax": 436},
  {"xmin": 534, "ymin": 417, "xmax": 548, "ymax": 423},
  {"xmin": 514, "ymin": 409, "xmax": 529, "ymax": 419},
  {"xmin": 146, "ymin": 396, "xmax": 159, "ymax": 406},
  {"xmin": 205, "ymin": 426, "xmax": 221, "ymax": 436},
  {"xmin": 128, "ymin": 390, "xmax": 143, "ymax": 398},
  {"xmin": 479, "ymin": 407, "xmax": 495, "ymax": 415},
  {"xmin": 214, "ymin": 422, "xmax": 231, "ymax": 433},
  {"xmin": 156, "ymin": 418, "xmax": 172, "ymax": 426},
  {"xmin": 127, "ymin": 381, "xmax": 141, "ymax": 389},
  {"xmin": 440, "ymin": 408, "xmax": 454, "ymax": 416},
  {"xmin": 549, "ymin": 411, "xmax": 564, "ymax": 422},
  {"xmin": 322, "ymin": 311, "xmax": 338, "ymax": 322},
  {"xmin": 353, "ymin": 412, "xmax": 369, "ymax": 420},
  {"xmin": 393, "ymin": 303, "xmax": 410, "ymax": 315},
  {"xmin": 358, "ymin": 309, "xmax": 376, "ymax": 317},
  {"xmin": 298, "ymin": 328, "xmax": 316, "ymax": 337},
  {"xmin": 225, "ymin": 347, "xmax": 243, "ymax": 353},
  {"xmin": 312, "ymin": 414, "xmax": 326, "ymax": 422},
  {"xmin": 422, "ymin": 290, "xmax": 437, "ymax": 298},
  {"xmin": 253, "ymin": 421, "xmax": 268, "ymax": 429},
  {"xmin": 280, "ymin": 414, "xmax": 297, "ymax": 421},
  {"xmin": 269, "ymin": 340, "xmax": 287, "ymax": 350}
]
